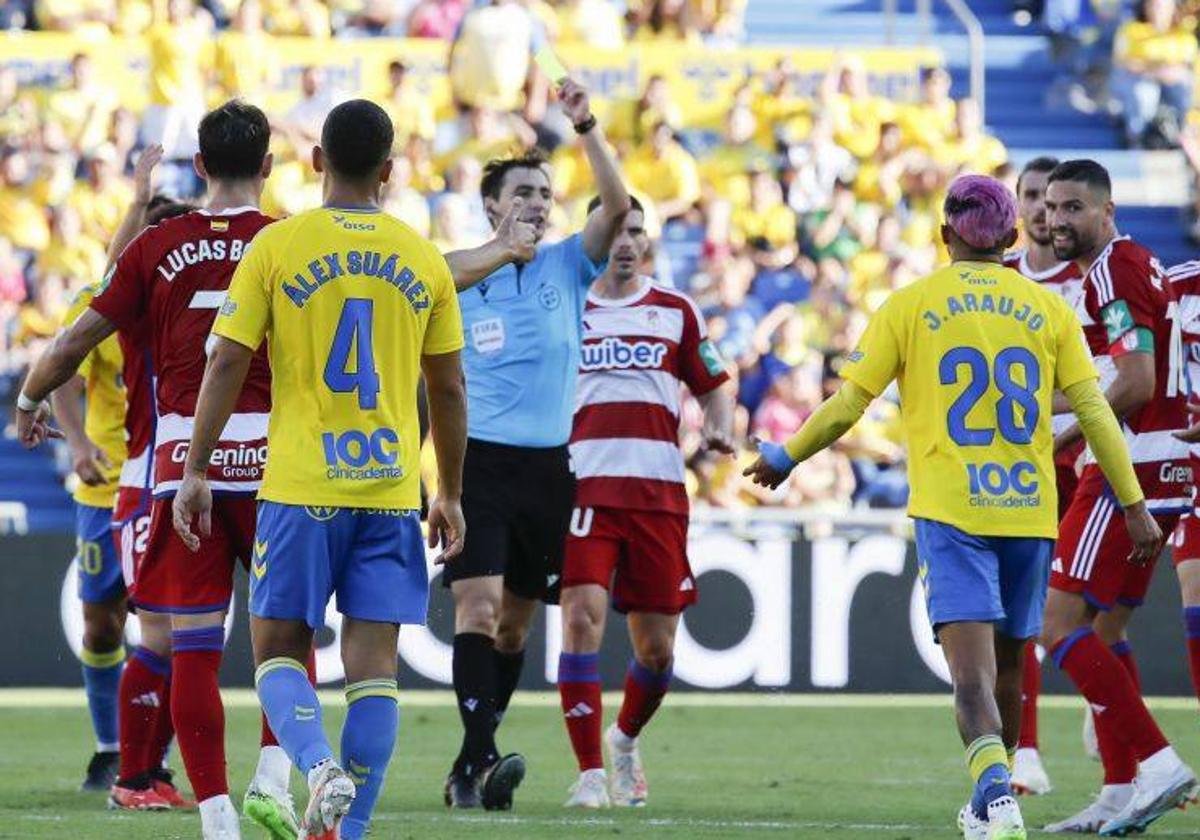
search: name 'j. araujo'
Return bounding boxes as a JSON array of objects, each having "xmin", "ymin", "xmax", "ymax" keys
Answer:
[
  {"xmin": 923, "ymin": 291, "xmax": 1048, "ymax": 332},
  {"xmin": 281, "ymin": 250, "xmax": 431, "ymax": 311}
]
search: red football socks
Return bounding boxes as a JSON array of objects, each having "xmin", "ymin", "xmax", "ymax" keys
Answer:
[
  {"xmin": 170, "ymin": 628, "xmax": 227, "ymax": 802},
  {"xmin": 118, "ymin": 646, "xmax": 171, "ymax": 782},
  {"xmin": 616, "ymin": 658, "xmax": 672, "ymax": 739},
  {"xmin": 559, "ymin": 653, "xmax": 603, "ymax": 771}
]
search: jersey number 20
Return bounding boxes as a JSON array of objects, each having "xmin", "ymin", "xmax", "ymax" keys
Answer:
[
  {"xmin": 939, "ymin": 346, "xmax": 1040, "ymax": 446},
  {"xmin": 324, "ymin": 298, "xmax": 380, "ymax": 410}
]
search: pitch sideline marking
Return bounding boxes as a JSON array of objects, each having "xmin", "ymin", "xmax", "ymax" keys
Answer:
[{"xmin": 1, "ymin": 688, "xmax": 1198, "ymax": 711}]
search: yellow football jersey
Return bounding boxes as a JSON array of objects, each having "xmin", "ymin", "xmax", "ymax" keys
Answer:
[
  {"xmin": 61, "ymin": 284, "xmax": 125, "ymax": 509},
  {"xmin": 839, "ymin": 260, "xmax": 1096, "ymax": 538},
  {"xmin": 213, "ymin": 207, "xmax": 464, "ymax": 510}
]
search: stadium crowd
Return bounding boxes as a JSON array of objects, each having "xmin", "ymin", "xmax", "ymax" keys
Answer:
[{"xmin": 0, "ymin": 0, "xmax": 1028, "ymax": 512}]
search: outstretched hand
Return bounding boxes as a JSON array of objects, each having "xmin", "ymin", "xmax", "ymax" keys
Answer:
[
  {"xmin": 133, "ymin": 144, "xmax": 164, "ymax": 205},
  {"xmin": 557, "ymin": 78, "xmax": 592, "ymax": 125},
  {"xmin": 742, "ymin": 437, "xmax": 796, "ymax": 490}
]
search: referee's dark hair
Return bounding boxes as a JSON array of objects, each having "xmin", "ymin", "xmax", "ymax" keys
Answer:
[
  {"xmin": 1047, "ymin": 159, "xmax": 1111, "ymax": 201},
  {"xmin": 321, "ymin": 99, "xmax": 395, "ymax": 180},
  {"xmin": 586, "ymin": 194, "xmax": 643, "ymax": 215},
  {"xmin": 481, "ymin": 148, "xmax": 550, "ymax": 201},
  {"xmin": 198, "ymin": 99, "xmax": 270, "ymax": 180},
  {"xmin": 1015, "ymin": 155, "xmax": 1059, "ymax": 194}
]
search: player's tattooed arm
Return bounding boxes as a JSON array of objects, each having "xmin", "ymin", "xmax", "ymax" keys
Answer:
[
  {"xmin": 1053, "ymin": 351, "xmax": 1154, "ymax": 452},
  {"xmin": 16, "ymin": 308, "xmax": 117, "ymax": 447},
  {"xmin": 174, "ymin": 337, "xmax": 255, "ymax": 551},
  {"xmin": 444, "ymin": 197, "xmax": 537, "ymax": 291}
]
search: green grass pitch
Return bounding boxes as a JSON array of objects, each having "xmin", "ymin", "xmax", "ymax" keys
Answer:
[{"xmin": 2, "ymin": 691, "xmax": 1199, "ymax": 838}]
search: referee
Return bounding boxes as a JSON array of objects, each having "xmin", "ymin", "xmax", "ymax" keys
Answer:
[{"xmin": 443, "ymin": 76, "xmax": 630, "ymax": 809}]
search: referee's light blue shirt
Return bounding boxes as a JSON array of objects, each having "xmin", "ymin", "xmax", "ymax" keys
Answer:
[{"xmin": 459, "ymin": 233, "xmax": 604, "ymax": 447}]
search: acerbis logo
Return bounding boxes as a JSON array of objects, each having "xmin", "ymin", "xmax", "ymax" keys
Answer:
[{"xmin": 580, "ymin": 337, "xmax": 668, "ymax": 371}]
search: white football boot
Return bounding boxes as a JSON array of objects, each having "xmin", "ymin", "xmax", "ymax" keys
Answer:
[
  {"xmin": 1010, "ymin": 748, "xmax": 1052, "ymax": 796},
  {"xmin": 564, "ymin": 769, "xmax": 611, "ymax": 809},
  {"xmin": 604, "ymin": 723, "xmax": 648, "ymax": 807}
]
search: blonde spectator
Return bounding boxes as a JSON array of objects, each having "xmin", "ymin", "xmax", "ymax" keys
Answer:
[
  {"xmin": 383, "ymin": 59, "xmax": 437, "ymax": 144},
  {"xmin": 407, "ymin": 0, "xmax": 467, "ymax": 38},
  {"xmin": 442, "ymin": 155, "xmax": 493, "ymax": 242},
  {"xmin": 1113, "ymin": 0, "xmax": 1196, "ymax": 147},
  {"xmin": 623, "ymin": 121, "xmax": 702, "ymax": 220},
  {"xmin": 931, "ymin": 98, "xmax": 1008, "ymax": 174},
  {"xmin": 69, "ymin": 146, "xmax": 133, "ymax": 243},
  {"xmin": 0, "ymin": 149, "xmax": 50, "ymax": 255},
  {"xmin": 732, "ymin": 168, "xmax": 797, "ymax": 251},
  {"xmin": 36, "ymin": 206, "xmax": 107, "ymax": 289},
  {"xmin": 141, "ymin": 0, "xmax": 213, "ymax": 164},
  {"xmin": 556, "ymin": 0, "xmax": 625, "ymax": 47},
  {"xmin": 897, "ymin": 66, "xmax": 956, "ymax": 150},
  {"xmin": 689, "ymin": 0, "xmax": 745, "ymax": 39},
  {"xmin": 214, "ymin": 0, "xmax": 276, "ymax": 101},
  {"xmin": 42, "ymin": 54, "xmax": 117, "ymax": 157},
  {"xmin": 279, "ymin": 66, "xmax": 347, "ymax": 150},
  {"xmin": 449, "ymin": 0, "xmax": 535, "ymax": 112}
]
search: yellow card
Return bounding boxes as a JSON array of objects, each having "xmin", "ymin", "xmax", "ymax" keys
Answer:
[{"xmin": 534, "ymin": 47, "xmax": 569, "ymax": 83}]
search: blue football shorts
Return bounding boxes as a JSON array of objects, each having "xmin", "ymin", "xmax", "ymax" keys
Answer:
[
  {"xmin": 914, "ymin": 518, "xmax": 1052, "ymax": 641},
  {"xmin": 250, "ymin": 501, "xmax": 429, "ymax": 628},
  {"xmin": 75, "ymin": 502, "xmax": 124, "ymax": 603}
]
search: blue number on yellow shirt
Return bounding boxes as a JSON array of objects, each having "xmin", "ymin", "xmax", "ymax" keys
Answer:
[
  {"xmin": 324, "ymin": 298, "xmax": 380, "ymax": 410},
  {"xmin": 939, "ymin": 346, "xmax": 1040, "ymax": 446}
]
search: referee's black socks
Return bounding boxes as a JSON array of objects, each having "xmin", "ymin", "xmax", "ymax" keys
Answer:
[
  {"xmin": 452, "ymin": 632, "xmax": 500, "ymax": 774},
  {"xmin": 493, "ymin": 648, "xmax": 526, "ymax": 728}
]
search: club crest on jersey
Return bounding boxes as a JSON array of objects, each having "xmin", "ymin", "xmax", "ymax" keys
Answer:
[
  {"xmin": 581, "ymin": 337, "xmax": 668, "ymax": 371},
  {"xmin": 537, "ymin": 284, "xmax": 561, "ymax": 310}
]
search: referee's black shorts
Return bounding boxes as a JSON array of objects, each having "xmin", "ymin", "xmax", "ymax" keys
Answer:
[{"xmin": 442, "ymin": 437, "xmax": 575, "ymax": 604}]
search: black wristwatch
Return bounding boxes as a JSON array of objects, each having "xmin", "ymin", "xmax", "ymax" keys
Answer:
[{"xmin": 573, "ymin": 114, "xmax": 597, "ymax": 135}]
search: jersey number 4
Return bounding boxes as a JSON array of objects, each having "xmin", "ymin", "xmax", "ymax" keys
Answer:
[
  {"xmin": 939, "ymin": 346, "xmax": 1040, "ymax": 446},
  {"xmin": 324, "ymin": 298, "xmax": 380, "ymax": 410}
]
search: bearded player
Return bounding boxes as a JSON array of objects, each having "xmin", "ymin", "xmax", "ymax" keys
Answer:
[
  {"xmin": 556, "ymin": 197, "xmax": 734, "ymax": 808},
  {"xmin": 17, "ymin": 101, "xmax": 297, "ymax": 840},
  {"xmin": 1040, "ymin": 159, "xmax": 1196, "ymax": 836},
  {"xmin": 1003, "ymin": 156, "xmax": 1084, "ymax": 797},
  {"xmin": 745, "ymin": 174, "xmax": 1162, "ymax": 840}
]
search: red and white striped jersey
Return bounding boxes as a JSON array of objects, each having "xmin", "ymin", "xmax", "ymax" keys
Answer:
[
  {"xmin": 1004, "ymin": 249, "xmax": 1084, "ymax": 439},
  {"xmin": 91, "ymin": 207, "xmax": 274, "ymax": 497},
  {"xmin": 1167, "ymin": 260, "xmax": 1200, "ymax": 467},
  {"xmin": 1076, "ymin": 236, "xmax": 1190, "ymax": 511},
  {"xmin": 570, "ymin": 280, "xmax": 729, "ymax": 514}
]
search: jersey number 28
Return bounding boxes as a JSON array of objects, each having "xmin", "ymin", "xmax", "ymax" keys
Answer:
[
  {"xmin": 939, "ymin": 346, "xmax": 1040, "ymax": 446},
  {"xmin": 324, "ymin": 298, "xmax": 380, "ymax": 410}
]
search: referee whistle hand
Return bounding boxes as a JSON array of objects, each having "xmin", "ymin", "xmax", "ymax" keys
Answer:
[
  {"xmin": 1123, "ymin": 501, "xmax": 1162, "ymax": 566},
  {"xmin": 172, "ymin": 472, "xmax": 212, "ymax": 553},
  {"xmin": 428, "ymin": 497, "xmax": 465, "ymax": 564}
]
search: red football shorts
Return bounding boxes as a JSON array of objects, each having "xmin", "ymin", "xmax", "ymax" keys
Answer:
[
  {"xmin": 563, "ymin": 506, "xmax": 697, "ymax": 614},
  {"xmin": 131, "ymin": 495, "xmax": 256, "ymax": 614},
  {"xmin": 1172, "ymin": 513, "xmax": 1200, "ymax": 564},
  {"xmin": 114, "ymin": 486, "xmax": 152, "ymax": 590},
  {"xmin": 1051, "ymin": 466, "xmax": 1177, "ymax": 610}
]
